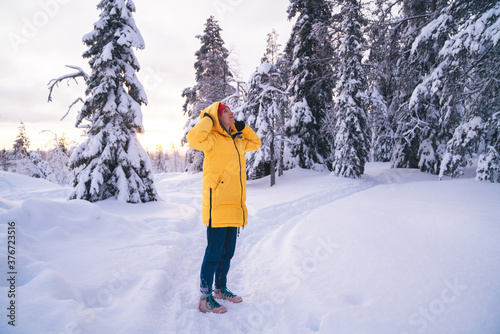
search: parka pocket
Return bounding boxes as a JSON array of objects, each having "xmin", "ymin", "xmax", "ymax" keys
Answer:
[
  {"xmin": 214, "ymin": 171, "xmax": 226, "ymax": 192},
  {"xmin": 213, "ymin": 170, "xmax": 236, "ymax": 206},
  {"xmin": 214, "ymin": 171, "xmax": 227, "ymax": 203}
]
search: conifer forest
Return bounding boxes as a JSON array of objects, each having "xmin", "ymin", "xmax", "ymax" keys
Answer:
[
  {"xmin": 2, "ymin": 0, "xmax": 499, "ymax": 202},
  {"xmin": 183, "ymin": 0, "xmax": 499, "ymax": 185}
]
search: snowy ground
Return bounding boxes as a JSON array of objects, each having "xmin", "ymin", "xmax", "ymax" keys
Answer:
[{"xmin": 1, "ymin": 162, "xmax": 500, "ymax": 334}]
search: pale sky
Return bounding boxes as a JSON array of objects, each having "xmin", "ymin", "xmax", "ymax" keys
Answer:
[{"xmin": 0, "ymin": 0, "xmax": 293, "ymax": 151}]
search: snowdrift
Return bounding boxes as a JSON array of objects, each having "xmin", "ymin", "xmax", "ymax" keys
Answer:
[{"xmin": 1, "ymin": 163, "xmax": 499, "ymax": 334}]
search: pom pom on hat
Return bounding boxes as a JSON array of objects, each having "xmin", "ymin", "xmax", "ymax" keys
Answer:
[{"xmin": 218, "ymin": 103, "xmax": 229, "ymax": 116}]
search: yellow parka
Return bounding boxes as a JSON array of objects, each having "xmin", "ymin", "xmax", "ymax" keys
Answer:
[{"xmin": 187, "ymin": 102, "xmax": 261, "ymax": 228}]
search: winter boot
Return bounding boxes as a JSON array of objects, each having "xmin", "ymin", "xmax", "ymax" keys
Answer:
[
  {"xmin": 199, "ymin": 295, "xmax": 227, "ymax": 314},
  {"xmin": 214, "ymin": 288, "xmax": 243, "ymax": 303}
]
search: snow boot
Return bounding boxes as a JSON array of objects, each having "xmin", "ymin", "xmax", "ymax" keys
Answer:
[
  {"xmin": 199, "ymin": 295, "xmax": 227, "ymax": 314},
  {"xmin": 214, "ymin": 288, "xmax": 243, "ymax": 303}
]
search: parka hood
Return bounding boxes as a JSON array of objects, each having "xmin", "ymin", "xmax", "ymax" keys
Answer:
[{"xmin": 199, "ymin": 101, "xmax": 235, "ymax": 136}]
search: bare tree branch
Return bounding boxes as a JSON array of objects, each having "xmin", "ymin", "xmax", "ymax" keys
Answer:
[
  {"xmin": 47, "ymin": 65, "xmax": 89, "ymax": 102},
  {"xmin": 61, "ymin": 97, "xmax": 84, "ymax": 121}
]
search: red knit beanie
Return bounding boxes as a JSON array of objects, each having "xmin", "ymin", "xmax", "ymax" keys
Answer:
[{"xmin": 218, "ymin": 103, "xmax": 228, "ymax": 116}]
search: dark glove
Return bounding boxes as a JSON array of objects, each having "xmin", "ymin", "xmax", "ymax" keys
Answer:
[
  {"xmin": 235, "ymin": 121, "xmax": 246, "ymax": 132},
  {"xmin": 203, "ymin": 113, "xmax": 214, "ymax": 125}
]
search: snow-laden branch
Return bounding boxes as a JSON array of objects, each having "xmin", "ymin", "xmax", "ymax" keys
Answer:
[
  {"xmin": 47, "ymin": 65, "xmax": 89, "ymax": 102},
  {"xmin": 461, "ymin": 44, "xmax": 495, "ymax": 79},
  {"xmin": 402, "ymin": 116, "xmax": 429, "ymax": 145},
  {"xmin": 390, "ymin": 13, "xmax": 432, "ymax": 27}
]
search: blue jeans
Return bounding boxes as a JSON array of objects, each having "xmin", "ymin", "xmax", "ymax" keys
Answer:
[{"xmin": 200, "ymin": 227, "xmax": 238, "ymax": 294}]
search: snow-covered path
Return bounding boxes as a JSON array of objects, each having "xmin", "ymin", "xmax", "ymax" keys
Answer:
[{"xmin": 1, "ymin": 163, "xmax": 499, "ymax": 334}]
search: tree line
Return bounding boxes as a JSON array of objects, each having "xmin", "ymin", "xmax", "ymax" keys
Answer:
[{"xmin": 1, "ymin": 122, "xmax": 186, "ymax": 185}]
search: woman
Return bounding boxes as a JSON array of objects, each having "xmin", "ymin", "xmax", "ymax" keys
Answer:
[{"xmin": 187, "ymin": 101, "xmax": 261, "ymax": 314}]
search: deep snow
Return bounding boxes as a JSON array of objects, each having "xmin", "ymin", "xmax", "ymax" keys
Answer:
[{"xmin": 1, "ymin": 163, "xmax": 499, "ymax": 334}]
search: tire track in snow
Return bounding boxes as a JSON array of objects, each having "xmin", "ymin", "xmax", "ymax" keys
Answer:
[{"xmin": 247, "ymin": 178, "xmax": 376, "ymax": 239}]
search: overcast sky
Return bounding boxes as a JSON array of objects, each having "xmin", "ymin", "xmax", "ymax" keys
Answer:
[{"xmin": 0, "ymin": 0, "xmax": 294, "ymax": 151}]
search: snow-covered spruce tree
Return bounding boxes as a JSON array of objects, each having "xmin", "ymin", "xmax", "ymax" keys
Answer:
[
  {"xmin": 476, "ymin": 112, "xmax": 500, "ymax": 182},
  {"xmin": 12, "ymin": 122, "xmax": 30, "ymax": 160},
  {"xmin": 369, "ymin": 87, "xmax": 393, "ymax": 162},
  {"xmin": 261, "ymin": 29, "xmax": 281, "ymax": 65},
  {"xmin": 274, "ymin": 53, "xmax": 291, "ymax": 177},
  {"xmin": 237, "ymin": 66, "xmax": 263, "ymax": 139},
  {"xmin": 242, "ymin": 62, "xmax": 287, "ymax": 185},
  {"xmin": 25, "ymin": 150, "xmax": 56, "ymax": 182},
  {"xmin": 404, "ymin": 1, "xmax": 500, "ymax": 180},
  {"xmin": 404, "ymin": 0, "xmax": 462, "ymax": 174},
  {"xmin": 241, "ymin": 30, "xmax": 287, "ymax": 185},
  {"xmin": 9, "ymin": 123, "xmax": 52, "ymax": 180},
  {"xmin": 9, "ymin": 122, "xmax": 31, "ymax": 175},
  {"xmin": 0, "ymin": 148, "xmax": 9, "ymax": 171},
  {"xmin": 328, "ymin": 0, "xmax": 370, "ymax": 178},
  {"xmin": 9, "ymin": 124, "xmax": 55, "ymax": 180},
  {"xmin": 49, "ymin": 0, "xmax": 157, "ymax": 202},
  {"xmin": 284, "ymin": 0, "xmax": 335, "ymax": 170},
  {"xmin": 149, "ymin": 145, "xmax": 167, "ymax": 174},
  {"xmin": 365, "ymin": 0, "xmax": 399, "ymax": 162},
  {"xmin": 182, "ymin": 16, "xmax": 235, "ymax": 173},
  {"xmin": 46, "ymin": 134, "xmax": 71, "ymax": 185},
  {"xmin": 263, "ymin": 30, "xmax": 288, "ymax": 181},
  {"xmin": 168, "ymin": 146, "xmax": 184, "ymax": 173},
  {"xmin": 433, "ymin": 1, "xmax": 500, "ymax": 181},
  {"xmin": 390, "ymin": 0, "xmax": 446, "ymax": 170}
]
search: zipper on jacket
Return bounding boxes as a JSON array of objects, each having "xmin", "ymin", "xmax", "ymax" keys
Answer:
[
  {"xmin": 232, "ymin": 138, "xmax": 245, "ymax": 228},
  {"xmin": 208, "ymin": 188, "xmax": 212, "ymax": 245}
]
